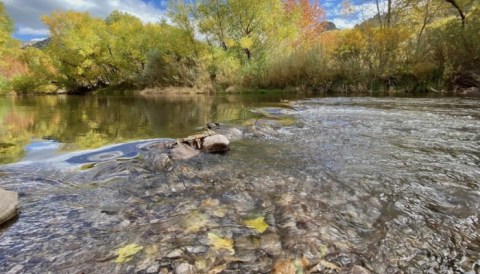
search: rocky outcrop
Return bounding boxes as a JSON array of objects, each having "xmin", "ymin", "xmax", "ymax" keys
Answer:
[
  {"xmin": 171, "ymin": 128, "xmax": 231, "ymax": 154},
  {"xmin": 0, "ymin": 188, "xmax": 19, "ymax": 225},
  {"xmin": 141, "ymin": 126, "xmax": 238, "ymax": 171}
]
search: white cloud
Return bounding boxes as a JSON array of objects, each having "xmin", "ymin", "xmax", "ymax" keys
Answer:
[
  {"xmin": 3, "ymin": 0, "xmax": 167, "ymax": 37},
  {"xmin": 69, "ymin": 0, "xmax": 98, "ymax": 9},
  {"xmin": 332, "ymin": 18, "xmax": 357, "ymax": 29},
  {"xmin": 30, "ymin": 38, "xmax": 47, "ymax": 42},
  {"xmin": 17, "ymin": 27, "xmax": 50, "ymax": 36}
]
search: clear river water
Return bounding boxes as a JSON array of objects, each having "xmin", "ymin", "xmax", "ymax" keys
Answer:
[{"xmin": 0, "ymin": 93, "xmax": 479, "ymax": 274}]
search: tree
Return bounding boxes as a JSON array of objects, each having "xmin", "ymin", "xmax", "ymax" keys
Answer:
[
  {"xmin": 285, "ymin": 0, "xmax": 326, "ymax": 44},
  {"xmin": 0, "ymin": 2, "xmax": 24, "ymax": 94},
  {"xmin": 0, "ymin": 2, "xmax": 15, "ymax": 57},
  {"xmin": 43, "ymin": 11, "xmax": 110, "ymax": 90},
  {"xmin": 105, "ymin": 11, "xmax": 150, "ymax": 83},
  {"xmin": 194, "ymin": 0, "xmax": 292, "ymax": 62},
  {"xmin": 445, "ymin": 0, "xmax": 465, "ymax": 27}
]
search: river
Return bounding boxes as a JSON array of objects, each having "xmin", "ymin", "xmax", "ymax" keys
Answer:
[{"xmin": 0, "ymin": 93, "xmax": 479, "ymax": 273}]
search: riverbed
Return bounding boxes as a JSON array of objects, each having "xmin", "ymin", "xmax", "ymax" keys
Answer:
[{"xmin": 0, "ymin": 94, "xmax": 479, "ymax": 273}]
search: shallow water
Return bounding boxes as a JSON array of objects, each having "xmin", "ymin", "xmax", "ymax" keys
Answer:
[{"xmin": 0, "ymin": 96, "xmax": 479, "ymax": 273}]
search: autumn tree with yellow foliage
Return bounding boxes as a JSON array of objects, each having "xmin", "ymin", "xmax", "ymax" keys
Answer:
[
  {"xmin": 0, "ymin": 2, "xmax": 27, "ymax": 94},
  {"xmin": 0, "ymin": 0, "xmax": 479, "ymax": 94}
]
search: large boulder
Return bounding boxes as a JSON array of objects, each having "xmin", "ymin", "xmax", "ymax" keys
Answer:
[
  {"xmin": 202, "ymin": 134, "xmax": 230, "ymax": 153},
  {"xmin": 0, "ymin": 188, "xmax": 19, "ymax": 225}
]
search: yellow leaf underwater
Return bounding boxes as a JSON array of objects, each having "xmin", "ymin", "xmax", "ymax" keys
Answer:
[
  {"xmin": 319, "ymin": 259, "xmax": 340, "ymax": 271},
  {"xmin": 243, "ymin": 216, "xmax": 269, "ymax": 233},
  {"xmin": 115, "ymin": 243, "xmax": 143, "ymax": 263},
  {"xmin": 207, "ymin": 233, "xmax": 235, "ymax": 254},
  {"xmin": 182, "ymin": 211, "xmax": 209, "ymax": 233}
]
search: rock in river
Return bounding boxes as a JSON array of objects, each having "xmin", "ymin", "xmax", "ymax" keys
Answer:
[
  {"xmin": 171, "ymin": 143, "xmax": 200, "ymax": 160},
  {"xmin": 0, "ymin": 188, "xmax": 19, "ymax": 225},
  {"xmin": 202, "ymin": 134, "xmax": 230, "ymax": 153}
]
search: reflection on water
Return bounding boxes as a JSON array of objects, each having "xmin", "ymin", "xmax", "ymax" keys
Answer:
[
  {"xmin": 0, "ymin": 96, "xmax": 479, "ymax": 273},
  {"xmin": 0, "ymin": 93, "xmax": 303, "ymax": 164}
]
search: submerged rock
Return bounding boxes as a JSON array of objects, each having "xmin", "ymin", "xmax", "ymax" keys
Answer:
[
  {"xmin": 352, "ymin": 265, "xmax": 372, "ymax": 274},
  {"xmin": 175, "ymin": 262, "xmax": 196, "ymax": 274},
  {"xmin": 5, "ymin": 264, "xmax": 24, "ymax": 274},
  {"xmin": 0, "ymin": 188, "xmax": 19, "ymax": 225},
  {"xmin": 171, "ymin": 143, "xmax": 201, "ymax": 160},
  {"xmin": 147, "ymin": 152, "xmax": 172, "ymax": 171},
  {"xmin": 166, "ymin": 249, "xmax": 183, "ymax": 258},
  {"xmin": 225, "ymin": 128, "xmax": 243, "ymax": 141},
  {"xmin": 202, "ymin": 134, "xmax": 230, "ymax": 153},
  {"xmin": 206, "ymin": 122, "xmax": 220, "ymax": 130},
  {"xmin": 146, "ymin": 263, "xmax": 160, "ymax": 274}
]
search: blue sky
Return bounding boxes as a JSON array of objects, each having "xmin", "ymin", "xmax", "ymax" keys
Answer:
[{"xmin": 3, "ymin": 0, "xmax": 379, "ymax": 41}]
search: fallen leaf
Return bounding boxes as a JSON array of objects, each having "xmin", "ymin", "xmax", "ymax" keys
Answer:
[
  {"xmin": 296, "ymin": 257, "xmax": 309, "ymax": 273},
  {"xmin": 319, "ymin": 244, "xmax": 329, "ymax": 258},
  {"xmin": 144, "ymin": 244, "xmax": 159, "ymax": 260},
  {"xmin": 201, "ymin": 198, "xmax": 220, "ymax": 207},
  {"xmin": 183, "ymin": 211, "xmax": 209, "ymax": 232},
  {"xmin": 272, "ymin": 258, "xmax": 308, "ymax": 274},
  {"xmin": 272, "ymin": 258, "xmax": 296, "ymax": 274},
  {"xmin": 207, "ymin": 233, "xmax": 235, "ymax": 254},
  {"xmin": 243, "ymin": 216, "xmax": 269, "ymax": 233},
  {"xmin": 211, "ymin": 206, "xmax": 228, "ymax": 218},
  {"xmin": 319, "ymin": 259, "xmax": 340, "ymax": 271},
  {"xmin": 115, "ymin": 243, "xmax": 143, "ymax": 263},
  {"xmin": 207, "ymin": 263, "xmax": 227, "ymax": 274}
]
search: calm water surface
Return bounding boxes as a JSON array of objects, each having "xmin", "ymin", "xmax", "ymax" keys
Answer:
[
  {"xmin": 0, "ymin": 94, "xmax": 479, "ymax": 273},
  {"xmin": 0, "ymin": 93, "xmax": 304, "ymax": 164}
]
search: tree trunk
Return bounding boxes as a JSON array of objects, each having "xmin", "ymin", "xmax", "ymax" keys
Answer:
[
  {"xmin": 386, "ymin": 0, "xmax": 392, "ymax": 27},
  {"xmin": 445, "ymin": 0, "xmax": 465, "ymax": 27},
  {"xmin": 244, "ymin": 48, "xmax": 251, "ymax": 61},
  {"xmin": 375, "ymin": 0, "xmax": 383, "ymax": 28}
]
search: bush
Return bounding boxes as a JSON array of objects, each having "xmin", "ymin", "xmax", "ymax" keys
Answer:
[
  {"xmin": 11, "ymin": 75, "xmax": 57, "ymax": 94},
  {"xmin": 206, "ymin": 48, "xmax": 242, "ymax": 89},
  {"xmin": 0, "ymin": 76, "xmax": 11, "ymax": 94},
  {"xmin": 258, "ymin": 45, "xmax": 331, "ymax": 90},
  {"xmin": 142, "ymin": 50, "xmax": 203, "ymax": 88}
]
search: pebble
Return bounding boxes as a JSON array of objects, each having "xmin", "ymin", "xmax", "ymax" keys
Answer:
[
  {"xmin": 185, "ymin": 246, "xmax": 208, "ymax": 253},
  {"xmin": 118, "ymin": 220, "xmax": 131, "ymax": 228},
  {"xmin": 153, "ymin": 153, "xmax": 171, "ymax": 171},
  {"xmin": 352, "ymin": 265, "xmax": 371, "ymax": 274},
  {"xmin": 261, "ymin": 233, "xmax": 282, "ymax": 256},
  {"xmin": 6, "ymin": 265, "xmax": 24, "ymax": 274},
  {"xmin": 146, "ymin": 263, "xmax": 160, "ymax": 274},
  {"xmin": 166, "ymin": 249, "xmax": 183, "ymax": 258},
  {"xmin": 175, "ymin": 262, "xmax": 196, "ymax": 274}
]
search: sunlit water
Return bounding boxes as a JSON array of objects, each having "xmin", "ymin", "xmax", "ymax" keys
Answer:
[{"xmin": 0, "ymin": 95, "xmax": 479, "ymax": 273}]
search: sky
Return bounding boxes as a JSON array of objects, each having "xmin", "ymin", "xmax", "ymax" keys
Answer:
[{"xmin": 3, "ymin": 0, "xmax": 380, "ymax": 41}]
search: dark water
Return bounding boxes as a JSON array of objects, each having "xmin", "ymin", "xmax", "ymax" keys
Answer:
[{"xmin": 0, "ymin": 94, "xmax": 479, "ymax": 273}]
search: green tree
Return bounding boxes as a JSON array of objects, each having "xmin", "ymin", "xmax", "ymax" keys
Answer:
[
  {"xmin": 194, "ymin": 0, "xmax": 295, "ymax": 62},
  {"xmin": 0, "ymin": 2, "xmax": 23, "ymax": 94},
  {"xmin": 105, "ymin": 11, "xmax": 150, "ymax": 84},
  {"xmin": 43, "ymin": 11, "xmax": 110, "ymax": 91},
  {"xmin": 11, "ymin": 47, "xmax": 58, "ymax": 93},
  {"xmin": 0, "ymin": 2, "xmax": 15, "ymax": 58}
]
